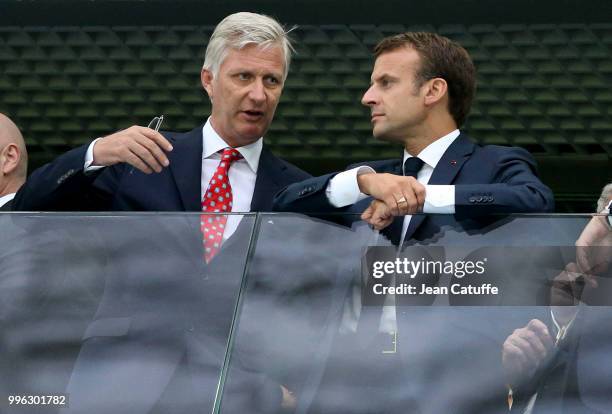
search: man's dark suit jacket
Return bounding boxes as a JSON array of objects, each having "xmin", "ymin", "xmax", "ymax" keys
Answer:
[
  {"xmin": 273, "ymin": 133, "xmax": 554, "ymax": 243},
  {"xmin": 272, "ymin": 133, "xmax": 555, "ymax": 413},
  {"xmin": 13, "ymin": 124, "xmax": 310, "ymax": 212},
  {"xmin": 10, "ymin": 124, "xmax": 311, "ymax": 413}
]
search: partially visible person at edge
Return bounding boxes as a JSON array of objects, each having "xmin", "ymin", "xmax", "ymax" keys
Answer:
[
  {"xmin": 502, "ymin": 183, "xmax": 612, "ymax": 413},
  {"xmin": 0, "ymin": 113, "xmax": 27, "ymax": 210}
]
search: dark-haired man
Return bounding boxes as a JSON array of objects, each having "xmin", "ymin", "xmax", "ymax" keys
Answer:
[
  {"xmin": 273, "ymin": 32, "xmax": 555, "ymax": 414},
  {"xmin": 274, "ymin": 32, "xmax": 554, "ymax": 243}
]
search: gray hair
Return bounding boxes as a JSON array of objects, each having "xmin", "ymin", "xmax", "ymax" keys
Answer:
[
  {"xmin": 203, "ymin": 12, "xmax": 295, "ymax": 81},
  {"xmin": 596, "ymin": 183, "xmax": 612, "ymax": 213}
]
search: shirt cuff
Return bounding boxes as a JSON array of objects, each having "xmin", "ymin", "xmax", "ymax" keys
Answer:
[
  {"xmin": 326, "ymin": 166, "xmax": 375, "ymax": 208},
  {"xmin": 84, "ymin": 138, "xmax": 105, "ymax": 173},
  {"xmin": 423, "ymin": 185, "xmax": 455, "ymax": 213}
]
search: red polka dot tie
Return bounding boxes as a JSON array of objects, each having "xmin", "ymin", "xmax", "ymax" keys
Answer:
[{"xmin": 201, "ymin": 148, "xmax": 243, "ymax": 263}]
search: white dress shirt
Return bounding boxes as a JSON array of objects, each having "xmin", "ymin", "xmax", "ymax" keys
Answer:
[
  {"xmin": 331, "ymin": 130, "xmax": 460, "ymax": 334},
  {"xmin": 326, "ymin": 129, "xmax": 460, "ymax": 244},
  {"xmin": 84, "ymin": 118, "xmax": 263, "ymax": 240},
  {"xmin": 0, "ymin": 193, "xmax": 16, "ymax": 208},
  {"xmin": 200, "ymin": 119, "xmax": 262, "ymax": 240}
]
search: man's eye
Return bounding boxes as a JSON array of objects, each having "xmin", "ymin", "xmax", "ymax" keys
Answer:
[
  {"xmin": 237, "ymin": 73, "xmax": 251, "ymax": 81},
  {"xmin": 265, "ymin": 76, "xmax": 280, "ymax": 86}
]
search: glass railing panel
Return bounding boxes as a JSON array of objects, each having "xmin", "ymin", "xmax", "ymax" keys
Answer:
[
  {"xmin": 0, "ymin": 212, "xmax": 256, "ymax": 414},
  {"xmin": 218, "ymin": 213, "xmax": 611, "ymax": 414}
]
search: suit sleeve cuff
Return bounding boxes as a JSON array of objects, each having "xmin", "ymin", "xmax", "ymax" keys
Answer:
[
  {"xmin": 423, "ymin": 185, "xmax": 455, "ymax": 213},
  {"xmin": 326, "ymin": 166, "xmax": 374, "ymax": 207},
  {"xmin": 84, "ymin": 138, "xmax": 105, "ymax": 173}
]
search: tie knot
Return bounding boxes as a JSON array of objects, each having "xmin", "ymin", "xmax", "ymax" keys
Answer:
[
  {"xmin": 403, "ymin": 157, "xmax": 424, "ymax": 178},
  {"xmin": 220, "ymin": 148, "xmax": 243, "ymax": 164}
]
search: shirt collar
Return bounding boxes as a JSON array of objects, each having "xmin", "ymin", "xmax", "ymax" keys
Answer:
[
  {"xmin": 202, "ymin": 118, "xmax": 263, "ymax": 173},
  {"xmin": 0, "ymin": 193, "xmax": 16, "ymax": 208},
  {"xmin": 403, "ymin": 129, "xmax": 460, "ymax": 170}
]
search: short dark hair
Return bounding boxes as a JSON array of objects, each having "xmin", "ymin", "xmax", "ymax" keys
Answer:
[{"xmin": 374, "ymin": 32, "xmax": 476, "ymax": 127}]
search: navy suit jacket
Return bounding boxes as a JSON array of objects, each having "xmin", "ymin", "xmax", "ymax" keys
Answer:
[
  {"xmin": 13, "ymin": 124, "xmax": 310, "ymax": 212},
  {"xmin": 273, "ymin": 133, "xmax": 554, "ymax": 244}
]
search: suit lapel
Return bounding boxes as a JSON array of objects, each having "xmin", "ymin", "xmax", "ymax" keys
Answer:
[
  {"xmin": 250, "ymin": 146, "xmax": 286, "ymax": 211},
  {"xmin": 166, "ymin": 130, "xmax": 286, "ymax": 212},
  {"xmin": 403, "ymin": 133, "xmax": 475, "ymax": 241},
  {"xmin": 426, "ymin": 134, "xmax": 474, "ymax": 186},
  {"xmin": 168, "ymin": 125, "xmax": 204, "ymax": 211}
]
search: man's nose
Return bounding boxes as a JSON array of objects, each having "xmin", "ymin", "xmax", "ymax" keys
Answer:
[
  {"xmin": 248, "ymin": 79, "xmax": 266, "ymax": 103},
  {"xmin": 361, "ymin": 85, "xmax": 376, "ymax": 107}
]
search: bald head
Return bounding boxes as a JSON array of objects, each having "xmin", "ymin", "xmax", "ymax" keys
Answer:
[{"xmin": 0, "ymin": 113, "xmax": 28, "ymax": 196}]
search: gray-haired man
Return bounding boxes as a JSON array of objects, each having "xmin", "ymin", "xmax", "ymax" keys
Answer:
[
  {"xmin": 12, "ymin": 12, "xmax": 308, "ymax": 414},
  {"xmin": 14, "ymin": 12, "xmax": 309, "ymax": 219}
]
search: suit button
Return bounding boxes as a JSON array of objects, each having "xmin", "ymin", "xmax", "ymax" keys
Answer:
[
  {"xmin": 186, "ymin": 326, "xmax": 194, "ymax": 332},
  {"xmin": 299, "ymin": 187, "xmax": 313, "ymax": 197},
  {"xmin": 57, "ymin": 169, "xmax": 76, "ymax": 184},
  {"xmin": 469, "ymin": 197, "xmax": 476, "ymax": 203}
]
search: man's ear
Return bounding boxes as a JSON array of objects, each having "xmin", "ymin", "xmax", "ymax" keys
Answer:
[
  {"xmin": 0, "ymin": 144, "xmax": 20, "ymax": 175},
  {"xmin": 201, "ymin": 69, "xmax": 214, "ymax": 101},
  {"xmin": 423, "ymin": 78, "xmax": 448, "ymax": 107}
]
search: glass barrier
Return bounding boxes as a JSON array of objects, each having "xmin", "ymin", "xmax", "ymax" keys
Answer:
[
  {"xmin": 219, "ymin": 213, "xmax": 611, "ymax": 414},
  {"xmin": 1, "ymin": 212, "xmax": 610, "ymax": 414},
  {"xmin": 0, "ymin": 212, "xmax": 257, "ymax": 414}
]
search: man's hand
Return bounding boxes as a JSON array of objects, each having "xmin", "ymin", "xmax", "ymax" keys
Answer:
[
  {"xmin": 357, "ymin": 172, "xmax": 425, "ymax": 216},
  {"xmin": 280, "ymin": 385, "xmax": 296, "ymax": 412},
  {"xmin": 575, "ymin": 214, "xmax": 612, "ymax": 278},
  {"xmin": 361, "ymin": 199, "xmax": 394, "ymax": 230},
  {"xmin": 93, "ymin": 126, "xmax": 173, "ymax": 174},
  {"xmin": 550, "ymin": 262, "xmax": 588, "ymax": 307},
  {"xmin": 502, "ymin": 319, "xmax": 553, "ymax": 386},
  {"xmin": 550, "ymin": 262, "xmax": 583, "ymax": 327}
]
